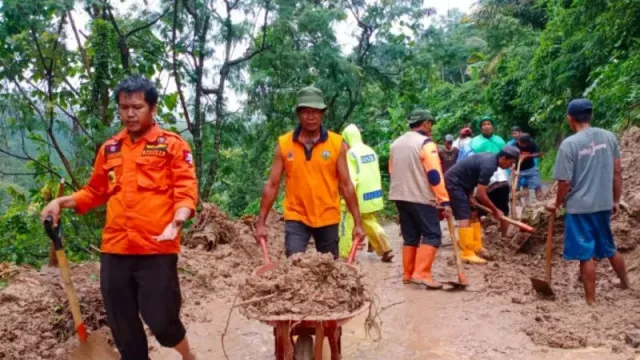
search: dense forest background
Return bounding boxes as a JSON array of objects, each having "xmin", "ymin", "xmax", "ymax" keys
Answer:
[{"xmin": 2, "ymin": 0, "xmax": 640, "ymax": 266}]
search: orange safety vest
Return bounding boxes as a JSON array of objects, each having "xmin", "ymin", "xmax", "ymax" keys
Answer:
[
  {"xmin": 71, "ymin": 124, "xmax": 198, "ymax": 255},
  {"xmin": 278, "ymin": 127, "xmax": 343, "ymax": 227}
]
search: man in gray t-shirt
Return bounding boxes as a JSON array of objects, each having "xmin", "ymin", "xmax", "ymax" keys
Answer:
[{"xmin": 546, "ymin": 99, "xmax": 629, "ymax": 305}]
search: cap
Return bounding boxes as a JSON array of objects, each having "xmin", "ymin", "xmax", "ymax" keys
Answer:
[
  {"xmin": 476, "ymin": 115, "xmax": 495, "ymax": 129},
  {"xmin": 407, "ymin": 109, "xmax": 434, "ymax": 124},
  {"xmin": 295, "ymin": 86, "xmax": 327, "ymax": 111},
  {"xmin": 460, "ymin": 127, "xmax": 472, "ymax": 136},
  {"xmin": 519, "ymin": 133, "xmax": 531, "ymax": 143},
  {"xmin": 511, "ymin": 126, "xmax": 521, "ymax": 132},
  {"xmin": 445, "ymin": 134, "xmax": 454, "ymax": 142},
  {"xmin": 567, "ymin": 99, "xmax": 593, "ymax": 116},
  {"xmin": 500, "ymin": 145, "xmax": 521, "ymax": 159}
]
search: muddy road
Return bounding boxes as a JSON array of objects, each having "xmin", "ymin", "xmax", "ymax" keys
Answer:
[{"xmin": 150, "ymin": 223, "xmax": 635, "ymax": 360}]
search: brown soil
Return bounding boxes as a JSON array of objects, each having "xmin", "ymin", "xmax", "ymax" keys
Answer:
[
  {"xmin": 478, "ymin": 127, "xmax": 640, "ymax": 350},
  {"xmin": 238, "ymin": 252, "xmax": 368, "ymax": 318},
  {"xmin": 0, "ymin": 207, "xmax": 286, "ymax": 359},
  {"xmin": 0, "ymin": 263, "xmax": 107, "ymax": 360}
]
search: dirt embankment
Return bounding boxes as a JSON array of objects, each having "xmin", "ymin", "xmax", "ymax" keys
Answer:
[
  {"xmin": 479, "ymin": 127, "xmax": 640, "ymax": 350},
  {"xmin": 0, "ymin": 205, "xmax": 285, "ymax": 360}
]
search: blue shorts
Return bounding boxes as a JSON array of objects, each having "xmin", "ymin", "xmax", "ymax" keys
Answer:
[
  {"xmin": 564, "ymin": 210, "xmax": 617, "ymax": 261},
  {"xmin": 517, "ymin": 167, "xmax": 541, "ymax": 190}
]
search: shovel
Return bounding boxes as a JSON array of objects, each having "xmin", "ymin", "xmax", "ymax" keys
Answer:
[
  {"xmin": 530, "ymin": 212, "xmax": 555, "ymax": 296},
  {"xmin": 511, "ymin": 160, "xmax": 522, "ymax": 220},
  {"xmin": 474, "ymin": 203, "xmax": 534, "ymax": 233},
  {"xmin": 255, "ymin": 236, "xmax": 278, "ymax": 276},
  {"xmin": 443, "ymin": 217, "xmax": 468, "ymax": 289},
  {"xmin": 43, "ymin": 216, "xmax": 119, "ymax": 360}
]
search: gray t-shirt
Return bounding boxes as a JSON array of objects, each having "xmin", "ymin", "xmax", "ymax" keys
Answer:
[{"xmin": 552, "ymin": 127, "xmax": 621, "ymax": 214}]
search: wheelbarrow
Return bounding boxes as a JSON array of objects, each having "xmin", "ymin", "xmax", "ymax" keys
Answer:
[{"xmin": 250, "ymin": 236, "xmax": 368, "ymax": 360}]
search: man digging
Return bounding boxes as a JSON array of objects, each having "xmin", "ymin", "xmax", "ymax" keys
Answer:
[
  {"xmin": 546, "ymin": 99, "xmax": 629, "ymax": 305},
  {"xmin": 389, "ymin": 109, "xmax": 452, "ymax": 289},
  {"xmin": 40, "ymin": 76, "xmax": 198, "ymax": 360},
  {"xmin": 444, "ymin": 146, "xmax": 520, "ymax": 264},
  {"xmin": 255, "ymin": 86, "xmax": 365, "ymax": 258}
]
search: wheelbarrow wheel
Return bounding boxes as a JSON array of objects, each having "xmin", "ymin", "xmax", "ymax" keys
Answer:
[{"xmin": 294, "ymin": 335, "xmax": 314, "ymax": 360}]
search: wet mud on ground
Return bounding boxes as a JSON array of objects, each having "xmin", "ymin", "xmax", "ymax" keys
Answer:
[{"xmin": 151, "ymin": 223, "xmax": 640, "ymax": 360}]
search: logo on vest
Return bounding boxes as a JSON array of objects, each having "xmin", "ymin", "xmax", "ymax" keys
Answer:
[
  {"xmin": 287, "ymin": 151, "xmax": 294, "ymax": 161},
  {"xmin": 322, "ymin": 150, "xmax": 331, "ymax": 160}
]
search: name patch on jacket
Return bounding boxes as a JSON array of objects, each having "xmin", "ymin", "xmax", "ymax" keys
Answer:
[
  {"xmin": 105, "ymin": 141, "xmax": 122, "ymax": 159},
  {"xmin": 360, "ymin": 154, "xmax": 376, "ymax": 163},
  {"xmin": 142, "ymin": 143, "xmax": 168, "ymax": 157}
]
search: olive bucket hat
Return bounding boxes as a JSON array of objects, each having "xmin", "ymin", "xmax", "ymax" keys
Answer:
[
  {"xmin": 407, "ymin": 109, "xmax": 435, "ymax": 125},
  {"xmin": 295, "ymin": 86, "xmax": 327, "ymax": 111}
]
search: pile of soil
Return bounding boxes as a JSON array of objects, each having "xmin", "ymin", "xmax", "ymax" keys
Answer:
[
  {"xmin": 238, "ymin": 252, "xmax": 368, "ymax": 318},
  {"xmin": 0, "ymin": 263, "xmax": 107, "ymax": 360},
  {"xmin": 479, "ymin": 126, "xmax": 640, "ymax": 350},
  {"xmin": 182, "ymin": 203, "xmax": 239, "ymax": 250},
  {"xmin": 0, "ymin": 207, "xmax": 287, "ymax": 359},
  {"xmin": 179, "ymin": 208, "xmax": 286, "ymax": 297}
]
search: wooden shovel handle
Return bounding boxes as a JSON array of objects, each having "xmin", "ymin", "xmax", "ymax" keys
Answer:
[
  {"xmin": 545, "ymin": 213, "xmax": 555, "ymax": 283},
  {"xmin": 48, "ymin": 179, "xmax": 66, "ymax": 267},
  {"xmin": 475, "ymin": 203, "xmax": 534, "ymax": 232},
  {"xmin": 44, "ymin": 216, "xmax": 87, "ymax": 343},
  {"xmin": 511, "ymin": 161, "xmax": 522, "ymax": 219}
]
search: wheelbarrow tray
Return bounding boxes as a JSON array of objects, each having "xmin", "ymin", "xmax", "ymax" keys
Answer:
[{"xmin": 247, "ymin": 301, "xmax": 370, "ymax": 327}]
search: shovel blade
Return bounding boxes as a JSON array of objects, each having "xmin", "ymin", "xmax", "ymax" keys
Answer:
[
  {"xmin": 69, "ymin": 334, "xmax": 119, "ymax": 360},
  {"xmin": 255, "ymin": 262, "xmax": 277, "ymax": 276},
  {"xmin": 530, "ymin": 277, "xmax": 554, "ymax": 296}
]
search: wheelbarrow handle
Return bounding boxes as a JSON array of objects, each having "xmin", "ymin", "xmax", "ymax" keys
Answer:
[
  {"xmin": 347, "ymin": 235, "xmax": 361, "ymax": 264},
  {"xmin": 259, "ymin": 236, "xmax": 272, "ymax": 265}
]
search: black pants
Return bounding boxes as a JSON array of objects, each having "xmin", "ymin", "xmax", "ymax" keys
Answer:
[
  {"xmin": 284, "ymin": 221, "xmax": 339, "ymax": 257},
  {"xmin": 395, "ymin": 201, "xmax": 442, "ymax": 247},
  {"xmin": 101, "ymin": 254, "xmax": 186, "ymax": 360}
]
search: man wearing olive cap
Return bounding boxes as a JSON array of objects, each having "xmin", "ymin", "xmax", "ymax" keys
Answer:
[
  {"xmin": 546, "ymin": 99, "xmax": 629, "ymax": 305},
  {"xmin": 389, "ymin": 109, "xmax": 452, "ymax": 289},
  {"xmin": 255, "ymin": 86, "xmax": 365, "ymax": 257}
]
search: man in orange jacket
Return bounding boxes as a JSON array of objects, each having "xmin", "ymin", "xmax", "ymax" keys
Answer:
[
  {"xmin": 255, "ymin": 86, "xmax": 365, "ymax": 257},
  {"xmin": 40, "ymin": 76, "xmax": 198, "ymax": 360}
]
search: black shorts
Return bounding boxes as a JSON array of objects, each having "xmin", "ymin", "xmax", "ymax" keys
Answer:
[
  {"xmin": 284, "ymin": 221, "xmax": 339, "ymax": 257},
  {"xmin": 101, "ymin": 254, "xmax": 185, "ymax": 360},
  {"xmin": 446, "ymin": 184, "xmax": 473, "ymax": 221},
  {"xmin": 395, "ymin": 201, "xmax": 442, "ymax": 247},
  {"xmin": 484, "ymin": 185, "xmax": 510, "ymax": 216}
]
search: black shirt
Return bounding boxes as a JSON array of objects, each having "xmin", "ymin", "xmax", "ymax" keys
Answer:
[
  {"xmin": 444, "ymin": 153, "xmax": 499, "ymax": 191},
  {"xmin": 439, "ymin": 146, "xmax": 460, "ymax": 174},
  {"xmin": 515, "ymin": 142, "xmax": 539, "ymax": 171}
]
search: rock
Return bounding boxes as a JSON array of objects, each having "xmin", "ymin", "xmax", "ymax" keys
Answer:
[
  {"xmin": 512, "ymin": 297, "xmax": 525, "ymax": 304},
  {"xmin": 612, "ymin": 343, "xmax": 624, "ymax": 353},
  {"xmin": 625, "ymin": 330, "xmax": 640, "ymax": 348}
]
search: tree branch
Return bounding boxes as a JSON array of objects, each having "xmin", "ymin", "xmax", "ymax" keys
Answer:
[
  {"xmin": 68, "ymin": 10, "xmax": 91, "ymax": 75},
  {"xmin": 106, "ymin": 5, "xmax": 123, "ymax": 38},
  {"xmin": 203, "ymin": 88, "xmax": 220, "ymax": 95},
  {"xmin": 125, "ymin": 7, "xmax": 170, "ymax": 39},
  {"xmin": 172, "ymin": 0, "xmax": 192, "ymax": 132},
  {"xmin": 0, "ymin": 169, "xmax": 46, "ymax": 177}
]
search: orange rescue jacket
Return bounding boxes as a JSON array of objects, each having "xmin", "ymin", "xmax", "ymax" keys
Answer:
[
  {"xmin": 72, "ymin": 124, "xmax": 198, "ymax": 255},
  {"xmin": 279, "ymin": 126, "xmax": 343, "ymax": 228}
]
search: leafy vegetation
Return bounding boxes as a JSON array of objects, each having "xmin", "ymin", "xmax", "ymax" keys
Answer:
[{"xmin": 1, "ymin": 0, "xmax": 640, "ymax": 266}]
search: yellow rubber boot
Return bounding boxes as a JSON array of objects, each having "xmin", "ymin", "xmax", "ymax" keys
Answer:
[
  {"xmin": 410, "ymin": 245, "xmax": 443, "ymax": 289},
  {"xmin": 402, "ymin": 246, "xmax": 417, "ymax": 284},
  {"xmin": 459, "ymin": 227, "xmax": 486, "ymax": 265},
  {"xmin": 472, "ymin": 221, "xmax": 489, "ymax": 259}
]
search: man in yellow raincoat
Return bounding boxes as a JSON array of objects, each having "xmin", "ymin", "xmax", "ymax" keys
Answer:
[{"xmin": 338, "ymin": 124, "xmax": 393, "ymax": 262}]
